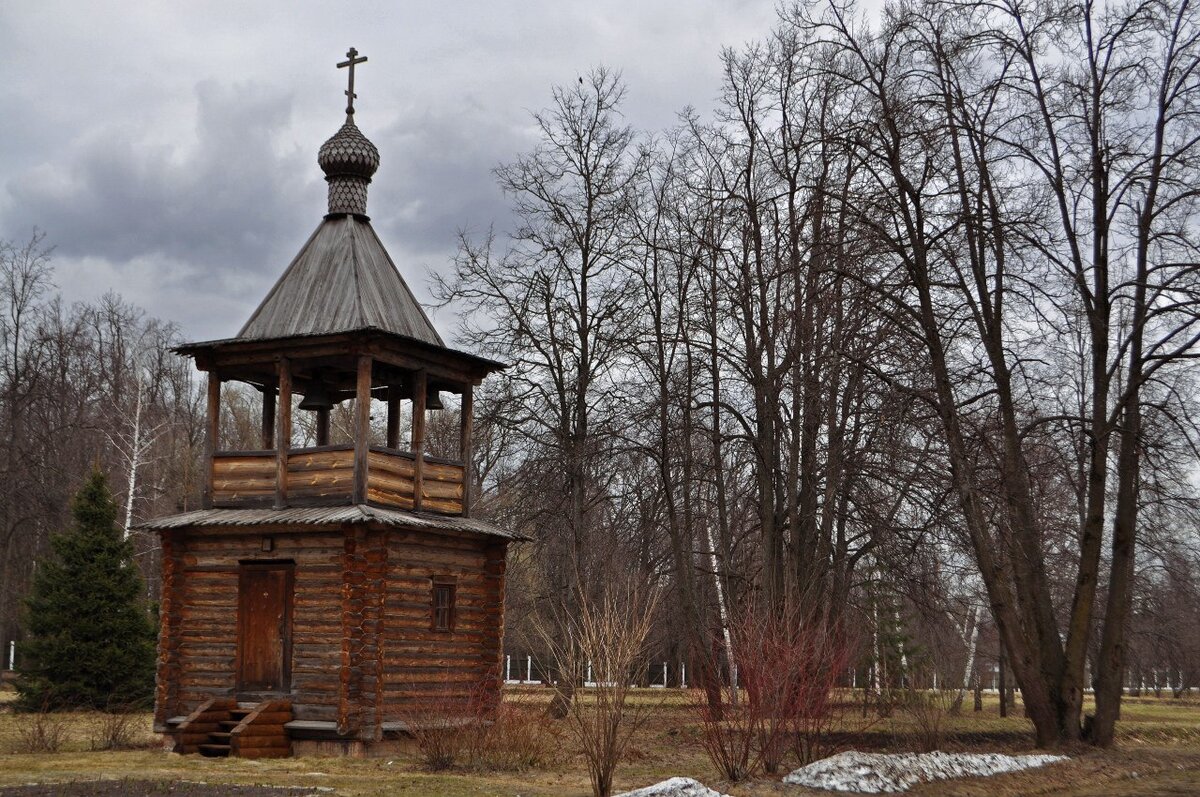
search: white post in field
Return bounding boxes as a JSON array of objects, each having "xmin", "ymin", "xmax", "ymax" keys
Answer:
[
  {"xmin": 7, "ymin": 640, "xmax": 13, "ymax": 670},
  {"xmin": 662, "ymin": 662, "xmax": 668, "ymax": 687},
  {"xmin": 506, "ymin": 654, "xmax": 511, "ymax": 682},
  {"xmin": 681, "ymin": 661, "xmax": 686, "ymax": 689},
  {"xmin": 527, "ymin": 655, "xmax": 532, "ymax": 682}
]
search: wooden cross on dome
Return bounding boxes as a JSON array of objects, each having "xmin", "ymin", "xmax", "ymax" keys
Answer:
[{"xmin": 338, "ymin": 47, "xmax": 368, "ymax": 115}]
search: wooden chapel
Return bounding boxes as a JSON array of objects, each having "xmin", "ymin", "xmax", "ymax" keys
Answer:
[{"xmin": 139, "ymin": 49, "xmax": 519, "ymax": 758}]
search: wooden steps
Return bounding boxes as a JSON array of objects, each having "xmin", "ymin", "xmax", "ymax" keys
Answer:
[{"xmin": 174, "ymin": 699, "xmax": 292, "ymax": 758}]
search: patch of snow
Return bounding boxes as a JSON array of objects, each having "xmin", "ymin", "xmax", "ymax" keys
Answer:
[
  {"xmin": 783, "ymin": 750, "xmax": 1068, "ymax": 793},
  {"xmin": 614, "ymin": 776, "xmax": 733, "ymax": 797}
]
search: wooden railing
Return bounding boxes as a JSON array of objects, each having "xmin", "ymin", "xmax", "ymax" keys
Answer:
[
  {"xmin": 367, "ymin": 446, "xmax": 464, "ymax": 514},
  {"xmin": 286, "ymin": 445, "xmax": 355, "ymax": 504},
  {"xmin": 211, "ymin": 445, "xmax": 463, "ymax": 514},
  {"xmin": 212, "ymin": 452, "xmax": 275, "ymax": 506}
]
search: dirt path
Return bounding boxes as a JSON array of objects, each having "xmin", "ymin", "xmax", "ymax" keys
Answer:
[{"xmin": 0, "ymin": 782, "xmax": 324, "ymax": 797}]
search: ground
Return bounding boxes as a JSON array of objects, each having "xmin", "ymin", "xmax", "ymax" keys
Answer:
[{"xmin": 0, "ymin": 688, "xmax": 1196, "ymax": 796}]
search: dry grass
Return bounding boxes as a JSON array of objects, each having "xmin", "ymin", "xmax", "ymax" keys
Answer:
[{"xmin": 0, "ymin": 688, "xmax": 1195, "ymax": 796}]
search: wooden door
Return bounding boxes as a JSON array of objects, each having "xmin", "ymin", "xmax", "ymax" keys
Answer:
[{"xmin": 237, "ymin": 562, "xmax": 294, "ymax": 694}]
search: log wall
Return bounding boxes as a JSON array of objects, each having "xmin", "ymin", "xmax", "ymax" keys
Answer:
[
  {"xmin": 164, "ymin": 527, "xmax": 346, "ymax": 724},
  {"xmin": 211, "ymin": 452, "xmax": 276, "ymax": 507},
  {"xmin": 155, "ymin": 522, "xmax": 507, "ymax": 742},
  {"xmin": 381, "ymin": 532, "xmax": 505, "ymax": 720},
  {"xmin": 287, "ymin": 446, "xmax": 355, "ymax": 504},
  {"xmin": 153, "ymin": 530, "xmax": 184, "ymax": 731}
]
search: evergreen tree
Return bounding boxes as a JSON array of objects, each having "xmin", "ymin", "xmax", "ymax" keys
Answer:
[{"xmin": 16, "ymin": 469, "xmax": 156, "ymax": 710}]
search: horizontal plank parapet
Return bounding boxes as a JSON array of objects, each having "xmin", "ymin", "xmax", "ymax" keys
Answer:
[
  {"xmin": 288, "ymin": 448, "xmax": 355, "ymax": 472},
  {"xmin": 212, "ymin": 452, "xmax": 276, "ymax": 507},
  {"xmin": 210, "ymin": 445, "xmax": 465, "ymax": 514},
  {"xmin": 368, "ymin": 449, "xmax": 463, "ymax": 514}
]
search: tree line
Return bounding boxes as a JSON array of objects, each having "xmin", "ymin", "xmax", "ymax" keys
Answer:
[
  {"xmin": 436, "ymin": 0, "xmax": 1200, "ymax": 747},
  {"xmin": 0, "ymin": 231, "xmax": 203, "ymax": 659}
]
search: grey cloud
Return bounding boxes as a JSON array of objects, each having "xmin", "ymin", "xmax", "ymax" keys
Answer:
[
  {"xmin": 0, "ymin": 0, "xmax": 789, "ymax": 345},
  {"xmin": 5, "ymin": 80, "xmax": 313, "ymax": 278},
  {"xmin": 368, "ymin": 104, "xmax": 524, "ymax": 264}
]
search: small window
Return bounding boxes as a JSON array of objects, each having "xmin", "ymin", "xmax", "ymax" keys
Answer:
[{"xmin": 432, "ymin": 581, "xmax": 456, "ymax": 632}]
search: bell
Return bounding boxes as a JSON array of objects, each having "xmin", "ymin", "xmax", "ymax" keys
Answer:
[
  {"xmin": 426, "ymin": 387, "xmax": 444, "ymax": 411},
  {"xmin": 299, "ymin": 383, "xmax": 334, "ymax": 411}
]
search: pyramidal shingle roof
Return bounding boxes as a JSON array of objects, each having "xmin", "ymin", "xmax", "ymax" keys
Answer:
[{"xmin": 237, "ymin": 214, "xmax": 445, "ymax": 346}]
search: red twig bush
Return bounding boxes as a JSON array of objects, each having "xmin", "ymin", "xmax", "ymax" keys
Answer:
[{"xmin": 695, "ymin": 603, "xmax": 852, "ymax": 780}]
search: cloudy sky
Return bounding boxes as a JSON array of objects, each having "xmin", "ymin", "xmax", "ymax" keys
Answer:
[{"xmin": 0, "ymin": 1, "xmax": 787, "ymax": 344}]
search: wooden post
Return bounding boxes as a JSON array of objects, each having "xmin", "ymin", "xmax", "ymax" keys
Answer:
[
  {"xmin": 316, "ymin": 407, "xmax": 331, "ymax": 446},
  {"xmin": 275, "ymin": 359, "xmax": 292, "ymax": 509},
  {"xmin": 460, "ymin": 384, "xmax": 473, "ymax": 517},
  {"xmin": 261, "ymin": 386, "xmax": 276, "ymax": 450},
  {"xmin": 385, "ymin": 385, "xmax": 401, "ymax": 449},
  {"xmin": 353, "ymin": 355, "xmax": 372, "ymax": 504},
  {"xmin": 203, "ymin": 373, "xmax": 221, "ymax": 509},
  {"xmin": 411, "ymin": 370, "xmax": 427, "ymax": 512}
]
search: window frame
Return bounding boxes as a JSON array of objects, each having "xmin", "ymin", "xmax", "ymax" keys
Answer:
[{"xmin": 431, "ymin": 578, "xmax": 456, "ymax": 633}]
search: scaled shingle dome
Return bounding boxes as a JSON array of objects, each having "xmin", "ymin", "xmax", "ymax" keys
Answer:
[
  {"xmin": 318, "ymin": 117, "xmax": 379, "ymax": 215},
  {"xmin": 318, "ymin": 118, "xmax": 380, "ymax": 179}
]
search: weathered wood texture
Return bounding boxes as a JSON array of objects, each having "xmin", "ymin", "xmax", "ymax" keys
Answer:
[
  {"xmin": 275, "ymin": 358, "xmax": 292, "ymax": 508},
  {"xmin": 411, "ymin": 370, "xmax": 427, "ymax": 512},
  {"xmin": 338, "ymin": 527, "xmax": 388, "ymax": 738},
  {"xmin": 381, "ymin": 534, "xmax": 505, "ymax": 719},
  {"xmin": 460, "ymin": 384, "xmax": 473, "ymax": 518},
  {"xmin": 212, "ymin": 453, "xmax": 276, "ymax": 506},
  {"xmin": 156, "ymin": 523, "xmax": 507, "ymax": 742},
  {"xmin": 353, "ymin": 355, "xmax": 372, "ymax": 504},
  {"xmin": 172, "ymin": 697, "xmax": 236, "ymax": 754},
  {"xmin": 153, "ymin": 530, "xmax": 184, "ymax": 732},
  {"xmin": 211, "ymin": 446, "xmax": 463, "ymax": 515},
  {"xmin": 287, "ymin": 446, "xmax": 355, "ymax": 505},
  {"xmin": 204, "ymin": 375, "xmax": 221, "ymax": 509},
  {"xmin": 236, "ymin": 563, "xmax": 294, "ymax": 692},
  {"xmin": 237, "ymin": 216, "xmax": 446, "ymax": 347},
  {"xmin": 231, "ymin": 698, "xmax": 293, "ymax": 759},
  {"xmin": 367, "ymin": 449, "xmax": 463, "ymax": 514},
  {"xmin": 165, "ymin": 529, "xmax": 344, "ymax": 723}
]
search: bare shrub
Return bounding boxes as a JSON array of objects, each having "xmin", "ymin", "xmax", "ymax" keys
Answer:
[
  {"xmin": 88, "ymin": 707, "xmax": 143, "ymax": 751},
  {"xmin": 693, "ymin": 687, "xmax": 758, "ymax": 781},
  {"xmin": 538, "ymin": 583, "xmax": 660, "ymax": 797},
  {"xmin": 396, "ymin": 678, "xmax": 493, "ymax": 771},
  {"xmin": 470, "ymin": 696, "xmax": 560, "ymax": 771},
  {"xmin": 903, "ymin": 688, "xmax": 950, "ymax": 752},
  {"xmin": 695, "ymin": 604, "xmax": 853, "ymax": 779},
  {"xmin": 13, "ymin": 709, "xmax": 69, "ymax": 753}
]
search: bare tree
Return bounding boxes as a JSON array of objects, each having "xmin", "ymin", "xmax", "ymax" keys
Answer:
[
  {"xmin": 792, "ymin": 0, "xmax": 1200, "ymax": 745},
  {"xmin": 537, "ymin": 582, "xmax": 659, "ymax": 797},
  {"xmin": 434, "ymin": 68, "xmax": 646, "ymax": 716}
]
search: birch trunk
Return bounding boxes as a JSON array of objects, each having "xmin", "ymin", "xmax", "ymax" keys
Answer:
[
  {"xmin": 952, "ymin": 606, "xmax": 980, "ymax": 713},
  {"xmin": 122, "ymin": 375, "xmax": 144, "ymax": 540}
]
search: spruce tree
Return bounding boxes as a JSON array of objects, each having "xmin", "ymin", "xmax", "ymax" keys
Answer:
[{"xmin": 16, "ymin": 469, "xmax": 157, "ymax": 710}]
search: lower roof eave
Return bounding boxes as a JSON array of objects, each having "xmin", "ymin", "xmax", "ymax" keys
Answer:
[{"xmin": 133, "ymin": 504, "xmax": 527, "ymax": 542}]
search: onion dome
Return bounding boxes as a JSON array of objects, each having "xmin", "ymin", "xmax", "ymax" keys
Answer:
[{"xmin": 318, "ymin": 117, "xmax": 380, "ymax": 216}]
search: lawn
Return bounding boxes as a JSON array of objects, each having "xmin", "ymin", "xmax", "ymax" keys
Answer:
[{"xmin": 0, "ymin": 688, "xmax": 1197, "ymax": 796}]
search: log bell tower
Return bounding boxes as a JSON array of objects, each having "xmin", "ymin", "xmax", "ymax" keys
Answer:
[{"xmin": 140, "ymin": 49, "xmax": 519, "ymax": 758}]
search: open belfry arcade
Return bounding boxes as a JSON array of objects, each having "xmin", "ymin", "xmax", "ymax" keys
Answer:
[{"xmin": 138, "ymin": 49, "xmax": 521, "ymax": 759}]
